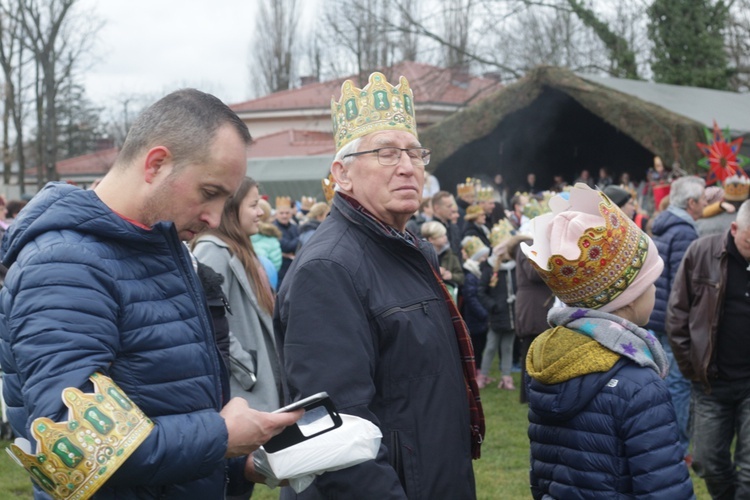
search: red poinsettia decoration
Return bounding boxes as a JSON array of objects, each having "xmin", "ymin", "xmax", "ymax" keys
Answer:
[{"xmin": 697, "ymin": 120, "xmax": 749, "ymax": 185}]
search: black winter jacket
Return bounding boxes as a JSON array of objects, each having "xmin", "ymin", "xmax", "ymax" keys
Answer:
[
  {"xmin": 275, "ymin": 194, "xmax": 476, "ymax": 499},
  {"xmin": 477, "ymin": 260, "xmax": 516, "ymax": 332}
]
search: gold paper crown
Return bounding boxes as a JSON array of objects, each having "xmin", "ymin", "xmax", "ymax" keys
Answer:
[
  {"xmin": 490, "ymin": 219, "xmax": 515, "ymax": 247},
  {"xmin": 724, "ymin": 174, "xmax": 750, "ymax": 202},
  {"xmin": 331, "ymin": 72, "xmax": 417, "ymax": 152},
  {"xmin": 275, "ymin": 196, "xmax": 292, "ymax": 210},
  {"xmin": 457, "ymin": 178, "xmax": 480, "ymax": 199},
  {"xmin": 462, "ymin": 236, "xmax": 489, "ymax": 259},
  {"xmin": 322, "ymin": 174, "xmax": 336, "ymax": 204},
  {"xmin": 7, "ymin": 373, "xmax": 153, "ymax": 500},
  {"xmin": 523, "ymin": 187, "xmax": 654, "ymax": 310},
  {"xmin": 476, "ymin": 186, "xmax": 494, "ymax": 203},
  {"xmin": 300, "ymin": 196, "xmax": 317, "ymax": 211},
  {"xmin": 523, "ymin": 191, "xmax": 555, "ymax": 219}
]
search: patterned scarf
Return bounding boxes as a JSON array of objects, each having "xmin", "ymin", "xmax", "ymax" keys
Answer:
[
  {"xmin": 428, "ymin": 264, "xmax": 485, "ymax": 459},
  {"xmin": 339, "ymin": 193, "xmax": 485, "ymax": 458},
  {"xmin": 547, "ymin": 307, "xmax": 669, "ymax": 378}
]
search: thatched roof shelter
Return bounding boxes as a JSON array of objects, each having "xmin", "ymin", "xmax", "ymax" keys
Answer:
[{"xmin": 422, "ymin": 66, "xmax": 735, "ymax": 195}]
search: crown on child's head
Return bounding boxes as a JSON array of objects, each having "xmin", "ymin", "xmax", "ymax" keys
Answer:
[
  {"xmin": 490, "ymin": 219, "xmax": 515, "ymax": 248},
  {"xmin": 520, "ymin": 183, "xmax": 663, "ymax": 312},
  {"xmin": 462, "ymin": 236, "xmax": 489, "ymax": 261},
  {"xmin": 6, "ymin": 373, "xmax": 153, "ymax": 500},
  {"xmin": 331, "ymin": 72, "xmax": 417, "ymax": 152}
]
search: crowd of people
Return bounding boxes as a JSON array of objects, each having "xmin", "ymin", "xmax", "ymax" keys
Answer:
[{"xmin": 0, "ymin": 69, "xmax": 748, "ymax": 500}]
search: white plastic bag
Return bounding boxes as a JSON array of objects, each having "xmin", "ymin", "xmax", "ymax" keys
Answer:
[{"xmin": 254, "ymin": 413, "xmax": 382, "ymax": 493}]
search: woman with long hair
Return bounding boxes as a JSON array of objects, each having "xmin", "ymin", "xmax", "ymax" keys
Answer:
[{"xmin": 191, "ymin": 177, "xmax": 283, "ymax": 413}]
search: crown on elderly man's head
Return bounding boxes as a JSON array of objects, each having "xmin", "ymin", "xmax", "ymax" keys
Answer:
[
  {"xmin": 6, "ymin": 373, "xmax": 153, "ymax": 500},
  {"xmin": 331, "ymin": 72, "xmax": 418, "ymax": 152}
]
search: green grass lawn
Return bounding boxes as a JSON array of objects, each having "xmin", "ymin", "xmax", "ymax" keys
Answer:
[{"xmin": 0, "ymin": 368, "xmax": 711, "ymax": 498}]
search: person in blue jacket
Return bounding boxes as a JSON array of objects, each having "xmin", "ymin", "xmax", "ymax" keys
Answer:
[
  {"xmin": 520, "ymin": 183, "xmax": 694, "ymax": 499},
  {"xmin": 0, "ymin": 89, "xmax": 300, "ymax": 499}
]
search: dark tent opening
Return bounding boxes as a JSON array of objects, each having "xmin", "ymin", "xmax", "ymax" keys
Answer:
[{"xmin": 433, "ymin": 86, "xmax": 655, "ymax": 198}]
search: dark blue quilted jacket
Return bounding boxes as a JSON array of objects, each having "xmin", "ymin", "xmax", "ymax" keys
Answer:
[
  {"xmin": 646, "ymin": 210, "xmax": 698, "ymax": 333},
  {"xmin": 0, "ymin": 183, "xmax": 248, "ymax": 499},
  {"xmin": 528, "ymin": 358, "xmax": 695, "ymax": 499}
]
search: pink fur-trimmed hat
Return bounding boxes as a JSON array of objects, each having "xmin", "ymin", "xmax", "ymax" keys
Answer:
[{"xmin": 520, "ymin": 183, "xmax": 663, "ymax": 313}]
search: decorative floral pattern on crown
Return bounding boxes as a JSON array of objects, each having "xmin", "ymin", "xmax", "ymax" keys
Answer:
[
  {"xmin": 6, "ymin": 373, "xmax": 153, "ymax": 500},
  {"xmin": 529, "ymin": 193, "xmax": 650, "ymax": 309}
]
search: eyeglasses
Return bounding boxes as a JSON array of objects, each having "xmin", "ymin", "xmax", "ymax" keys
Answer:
[{"xmin": 343, "ymin": 147, "xmax": 431, "ymax": 167}]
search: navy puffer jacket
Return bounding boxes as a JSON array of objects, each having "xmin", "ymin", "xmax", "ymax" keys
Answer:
[
  {"xmin": 0, "ymin": 183, "xmax": 248, "ymax": 499},
  {"xmin": 528, "ymin": 357, "xmax": 694, "ymax": 499},
  {"xmin": 646, "ymin": 210, "xmax": 698, "ymax": 333}
]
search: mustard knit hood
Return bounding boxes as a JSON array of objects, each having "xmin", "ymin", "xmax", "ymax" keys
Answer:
[{"xmin": 526, "ymin": 326, "xmax": 620, "ymax": 384}]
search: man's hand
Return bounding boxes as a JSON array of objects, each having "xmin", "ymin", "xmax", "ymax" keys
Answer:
[{"xmin": 221, "ymin": 397, "xmax": 303, "ymax": 458}]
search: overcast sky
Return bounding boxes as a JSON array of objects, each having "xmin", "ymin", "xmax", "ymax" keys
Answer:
[{"xmin": 80, "ymin": 0, "xmax": 265, "ymax": 110}]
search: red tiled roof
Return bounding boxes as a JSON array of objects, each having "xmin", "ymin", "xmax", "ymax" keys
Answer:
[
  {"xmin": 57, "ymin": 147, "xmax": 118, "ymax": 175},
  {"xmin": 231, "ymin": 61, "xmax": 502, "ymax": 113},
  {"xmin": 27, "ymin": 147, "xmax": 119, "ymax": 177},
  {"xmin": 248, "ymin": 129, "xmax": 334, "ymax": 159}
]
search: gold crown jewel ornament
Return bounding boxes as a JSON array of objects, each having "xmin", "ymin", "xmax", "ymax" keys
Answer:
[
  {"xmin": 300, "ymin": 196, "xmax": 317, "ymax": 211},
  {"xmin": 462, "ymin": 236, "xmax": 487, "ymax": 259},
  {"xmin": 322, "ymin": 174, "xmax": 336, "ymax": 204},
  {"xmin": 723, "ymin": 174, "xmax": 750, "ymax": 202},
  {"xmin": 275, "ymin": 196, "xmax": 292, "ymax": 210},
  {"xmin": 476, "ymin": 186, "xmax": 494, "ymax": 203},
  {"xmin": 457, "ymin": 178, "xmax": 478, "ymax": 200},
  {"xmin": 7, "ymin": 373, "xmax": 153, "ymax": 500},
  {"xmin": 490, "ymin": 219, "xmax": 515, "ymax": 248},
  {"xmin": 331, "ymin": 72, "xmax": 417, "ymax": 152},
  {"xmin": 520, "ymin": 183, "xmax": 662, "ymax": 312}
]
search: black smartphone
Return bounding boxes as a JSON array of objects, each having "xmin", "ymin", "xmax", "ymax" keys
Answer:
[
  {"xmin": 264, "ymin": 392, "xmax": 343, "ymax": 453},
  {"xmin": 272, "ymin": 392, "xmax": 329, "ymax": 414}
]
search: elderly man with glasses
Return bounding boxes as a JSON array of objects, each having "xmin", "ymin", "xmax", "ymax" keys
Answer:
[{"xmin": 274, "ymin": 72, "xmax": 485, "ymax": 499}]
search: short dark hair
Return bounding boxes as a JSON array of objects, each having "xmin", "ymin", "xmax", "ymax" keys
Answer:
[
  {"xmin": 117, "ymin": 89, "xmax": 251, "ymax": 170},
  {"xmin": 432, "ymin": 190, "xmax": 453, "ymax": 208}
]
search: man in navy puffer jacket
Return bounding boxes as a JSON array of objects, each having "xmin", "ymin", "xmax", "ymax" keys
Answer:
[
  {"xmin": 646, "ymin": 176, "xmax": 706, "ymax": 458},
  {"xmin": 0, "ymin": 89, "xmax": 300, "ymax": 499}
]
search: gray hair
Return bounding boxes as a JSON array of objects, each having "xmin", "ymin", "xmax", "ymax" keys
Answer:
[
  {"xmin": 116, "ymin": 89, "xmax": 251, "ymax": 170},
  {"xmin": 334, "ymin": 137, "xmax": 363, "ymax": 166},
  {"xmin": 737, "ymin": 199, "xmax": 750, "ymax": 229},
  {"xmin": 669, "ymin": 176, "xmax": 705, "ymax": 209}
]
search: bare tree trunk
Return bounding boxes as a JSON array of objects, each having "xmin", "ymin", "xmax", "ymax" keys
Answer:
[
  {"xmin": 17, "ymin": 0, "xmax": 77, "ymax": 188},
  {"xmin": 34, "ymin": 56, "xmax": 42, "ymax": 189},
  {"xmin": 3, "ymin": 78, "xmax": 11, "ymax": 185},
  {"xmin": 14, "ymin": 39, "xmax": 24, "ymax": 195},
  {"xmin": 250, "ymin": 0, "xmax": 300, "ymax": 95},
  {"xmin": 43, "ymin": 57, "xmax": 56, "ymax": 182}
]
